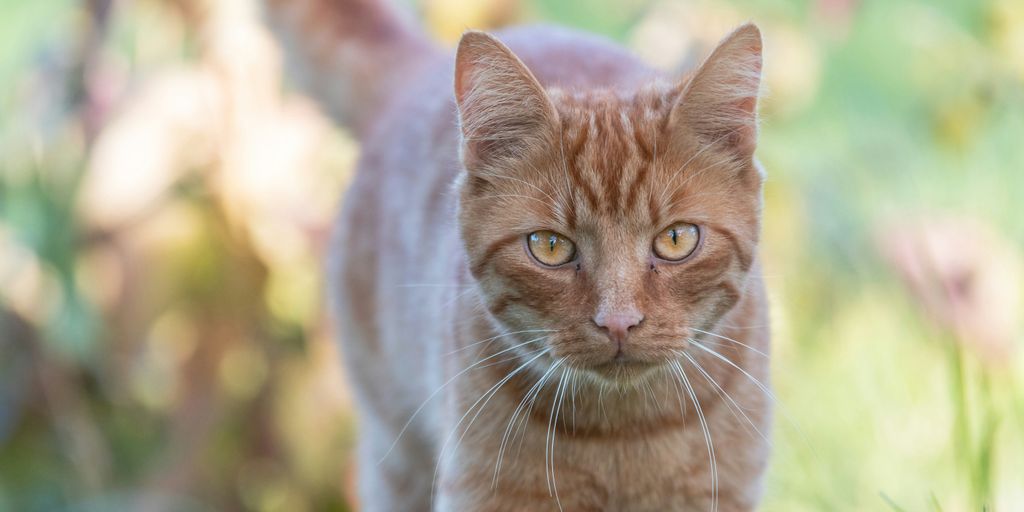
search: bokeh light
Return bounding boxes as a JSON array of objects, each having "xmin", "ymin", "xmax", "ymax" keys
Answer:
[{"xmin": 1, "ymin": 0, "xmax": 1021, "ymax": 510}]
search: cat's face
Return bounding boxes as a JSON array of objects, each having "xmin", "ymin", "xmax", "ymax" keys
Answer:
[{"xmin": 455, "ymin": 26, "xmax": 763, "ymax": 384}]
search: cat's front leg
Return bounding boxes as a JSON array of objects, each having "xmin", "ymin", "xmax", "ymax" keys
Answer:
[
  {"xmin": 433, "ymin": 475, "xmax": 568, "ymax": 512},
  {"xmin": 354, "ymin": 419, "xmax": 435, "ymax": 512},
  {"xmin": 434, "ymin": 450, "xmax": 609, "ymax": 512}
]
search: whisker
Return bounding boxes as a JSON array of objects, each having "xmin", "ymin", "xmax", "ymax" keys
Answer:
[
  {"xmin": 598, "ymin": 380, "xmax": 609, "ymax": 423},
  {"xmin": 380, "ymin": 335, "xmax": 549, "ymax": 464},
  {"xmin": 473, "ymin": 170, "xmax": 560, "ymax": 206},
  {"xmin": 710, "ymin": 322, "xmax": 771, "ymax": 331},
  {"xmin": 515, "ymin": 360, "xmax": 562, "ymax": 456},
  {"xmin": 690, "ymin": 327, "xmax": 769, "ymax": 358},
  {"xmin": 639, "ymin": 378, "xmax": 655, "ymax": 414},
  {"xmin": 395, "ymin": 283, "xmax": 473, "ymax": 288},
  {"xmin": 546, "ymin": 368, "xmax": 568, "ymax": 512},
  {"xmin": 680, "ymin": 351, "xmax": 771, "ymax": 446},
  {"xmin": 688, "ymin": 340, "xmax": 822, "ymax": 467},
  {"xmin": 688, "ymin": 341, "xmax": 775, "ymax": 402},
  {"xmin": 673, "ymin": 360, "xmax": 718, "ymax": 512},
  {"xmin": 438, "ymin": 287, "xmax": 479, "ymax": 312},
  {"xmin": 663, "ymin": 363, "xmax": 688, "ymax": 416},
  {"xmin": 552, "ymin": 367, "xmax": 570, "ymax": 512},
  {"xmin": 433, "ymin": 350, "xmax": 552, "ymax": 501},
  {"xmin": 557, "ymin": 129, "xmax": 578, "ymax": 225},
  {"xmin": 493, "ymin": 359, "xmax": 564, "ymax": 485},
  {"xmin": 494, "ymin": 387, "xmax": 536, "ymax": 485},
  {"xmin": 462, "ymin": 193, "xmax": 555, "ymax": 209},
  {"xmin": 477, "ymin": 346, "xmax": 550, "ymax": 369},
  {"xmin": 570, "ymin": 368, "xmax": 579, "ymax": 435},
  {"xmin": 657, "ymin": 127, "xmax": 743, "ymax": 206},
  {"xmin": 444, "ymin": 329, "xmax": 557, "ymax": 358}
]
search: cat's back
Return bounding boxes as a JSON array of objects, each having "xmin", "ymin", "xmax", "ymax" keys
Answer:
[
  {"xmin": 492, "ymin": 25, "xmax": 658, "ymax": 92},
  {"xmin": 371, "ymin": 24, "xmax": 658, "ymax": 156}
]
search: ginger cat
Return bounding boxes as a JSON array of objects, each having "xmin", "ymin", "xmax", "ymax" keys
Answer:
[{"xmin": 267, "ymin": 0, "xmax": 771, "ymax": 510}]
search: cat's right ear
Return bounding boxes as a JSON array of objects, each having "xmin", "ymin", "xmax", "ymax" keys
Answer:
[
  {"xmin": 668, "ymin": 23, "xmax": 763, "ymax": 159},
  {"xmin": 454, "ymin": 31, "xmax": 559, "ymax": 170}
]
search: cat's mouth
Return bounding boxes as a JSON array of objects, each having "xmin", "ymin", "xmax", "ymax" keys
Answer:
[
  {"xmin": 585, "ymin": 357, "xmax": 662, "ymax": 383},
  {"xmin": 549, "ymin": 332, "xmax": 688, "ymax": 384}
]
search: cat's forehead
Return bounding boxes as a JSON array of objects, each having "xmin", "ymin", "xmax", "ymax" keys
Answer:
[
  {"xmin": 549, "ymin": 86, "xmax": 685, "ymax": 176},
  {"xmin": 479, "ymin": 86, "xmax": 744, "ymax": 235},
  {"xmin": 550, "ymin": 86, "xmax": 678, "ymax": 131},
  {"xmin": 535, "ymin": 87, "xmax": 687, "ymax": 230}
]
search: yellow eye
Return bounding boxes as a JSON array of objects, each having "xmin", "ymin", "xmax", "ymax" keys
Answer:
[
  {"xmin": 527, "ymin": 230, "xmax": 576, "ymax": 267},
  {"xmin": 653, "ymin": 222, "xmax": 700, "ymax": 261}
]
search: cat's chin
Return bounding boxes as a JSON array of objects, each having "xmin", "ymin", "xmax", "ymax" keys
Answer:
[{"xmin": 584, "ymin": 358, "xmax": 663, "ymax": 386}]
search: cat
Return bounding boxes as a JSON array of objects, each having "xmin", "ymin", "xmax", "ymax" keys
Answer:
[{"xmin": 266, "ymin": 0, "xmax": 772, "ymax": 510}]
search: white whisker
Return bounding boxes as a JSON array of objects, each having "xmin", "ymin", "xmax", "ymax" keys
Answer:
[
  {"xmin": 381, "ymin": 335, "xmax": 549, "ymax": 464},
  {"xmin": 557, "ymin": 127, "xmax": 578, "ymax": 224},
  {"xmin": 444, "ymin": 329, "xmax": 557, "ymax": 357},
  {"xmin": 515, "ymin": 360, "xmax": 562, "ymax": 456},
  {"xmin": 546, "ymin": 368, "xmax": 569, "ymax": 512},
  {"xmin": 477, "ymin": 346, "xmax": 550, "ymax": 369},
  {"xmin": 663, "ymin": 363, "xmax": 688, "ymax": 416},
  {"xmin": 462, "ymin": 193, "xmax": 555, "ymax": 209},
  {"xmin": 689, "ymin": 340, "xmax": 821, "ymax": 465},
  {"xmin": 689, "ymin": 341, "xmax": 774, "ymax": 401},
  {"xmin": 474, "ymin": 169, "xmax": 559, "ymax": 205},
  {"xmin": 433, "ymin": 349, "xmax": 552, "ymax": 500},
  {"xmin": 570, "ymin": 368, "xmax": 579, "ymax": 434},
  {"xmin": 673, "ymin": 360, "xmax": 718, "ymax": 512},
  {"xmin": 681, "ymin": 351, "xmax": 770, "ymax": 445},
  {"xmin": 657, "ymin": 127, "xmax": 743, "ymax": 206},
  {"xmin": 395, "ymin": 283, "xmax": 473, "ymax": 288},
  {"xmin": 494, "ymin": 359, "xmax": 564, "ymax": 485},
  {"xmin": 690, "ymin": 327, "xmax": 768, "ymax": 358}
]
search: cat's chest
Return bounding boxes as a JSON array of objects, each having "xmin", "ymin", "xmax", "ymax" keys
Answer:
[
  {"xmin": 589, "ymin": 431, "xmax": 705, "ymax": 506},
  {"xmin": 465, "ymin": 421, "xmax": 705, "ymax": 510}
]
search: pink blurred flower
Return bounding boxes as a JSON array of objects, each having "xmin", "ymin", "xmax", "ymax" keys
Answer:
[{"xmin": 877, "ymin": 214, "xmax": 1022, "ymax": 365}]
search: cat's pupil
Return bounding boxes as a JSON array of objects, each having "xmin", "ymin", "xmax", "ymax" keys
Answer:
[
  {"xmin": 549, "ymin": 235, "xmax": 557, "ymax": 253},
  {"xmin": 671, "ymin": 229, "xmax": 678, "ymax": 245}
]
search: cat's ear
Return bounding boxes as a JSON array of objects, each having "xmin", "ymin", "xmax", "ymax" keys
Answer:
[
  {"xmin": 454, "ymin": 31, "xmax": 558, "ymax": 169},
  {"xmin": 669, "ymin": 23, "xmax": 763, "ymax": 158}
]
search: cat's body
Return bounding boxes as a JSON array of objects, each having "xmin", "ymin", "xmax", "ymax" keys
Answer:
[{"xmin": 267, "ymin": 1, "xmax": 771, "ymax": 510}]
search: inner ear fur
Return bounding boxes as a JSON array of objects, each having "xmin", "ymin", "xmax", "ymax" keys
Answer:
[
  {"xmin": 669, "ymin": 23, "xmax": 763, "ymax": 158},
  {"xmin": 454, "ymin": 31, "xmax": 559, "ymax": 170}
]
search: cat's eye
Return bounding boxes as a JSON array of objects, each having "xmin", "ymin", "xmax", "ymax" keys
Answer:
[
  {"xmin": 527, "ymin": 230, "xmax": 576, "ymax": 267},
  {"xmin": 653, "ymin": 222, "xmax": 700, "ymax": 261}
]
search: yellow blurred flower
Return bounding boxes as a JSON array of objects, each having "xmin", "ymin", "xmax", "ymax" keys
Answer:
[
  {"xmin": 424, "ymin": 0, "xmax": 520, "ymax": 41},
  {"xmin": 991, "ymin": 0, "xmax": 1024, "ymax": 79}
]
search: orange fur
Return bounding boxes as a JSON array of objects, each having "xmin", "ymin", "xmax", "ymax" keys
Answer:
[{"xmin": 267, "ymin": 2, "xmax": 771, "ymax": 510}]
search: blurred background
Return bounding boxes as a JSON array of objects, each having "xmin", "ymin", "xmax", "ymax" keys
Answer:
[{"xmin": 0, "ymin": 0, "xmax": 1022, "ymax": 510}]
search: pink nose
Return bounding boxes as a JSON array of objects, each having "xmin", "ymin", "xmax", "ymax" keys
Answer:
[{"xmin": 594, "ymin": 310, "xmax": 644, "ymax": 347}]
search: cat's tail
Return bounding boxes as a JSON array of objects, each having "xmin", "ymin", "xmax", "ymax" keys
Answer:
[{"xmin": 263, "ymin": 0, "xmax": 439, "ymax": 137}]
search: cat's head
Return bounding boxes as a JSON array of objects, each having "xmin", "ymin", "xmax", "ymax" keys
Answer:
[{"xmin": 454, "ymin": 24, "xmax": 763, "ymax": 384}]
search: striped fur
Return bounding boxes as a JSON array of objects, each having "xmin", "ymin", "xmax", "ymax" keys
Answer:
[{"xmin": 269, "ymin": 2, "xmax": 771, "ymax": 510}]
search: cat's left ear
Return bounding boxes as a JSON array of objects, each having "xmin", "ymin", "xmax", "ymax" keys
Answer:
[{"xmin": 669, "ymin": 23, "xmax": 763, "ymax": 158}]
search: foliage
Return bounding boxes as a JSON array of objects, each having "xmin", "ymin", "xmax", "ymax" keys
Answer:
[{"xmin": 0, "ymin": 0, "xmax": 1021, "ymax": 510}]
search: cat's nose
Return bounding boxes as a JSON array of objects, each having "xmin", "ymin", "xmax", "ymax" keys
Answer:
[{"xmin": 594, "ymin": 310, "xmax": 644, "ymax": 348}]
